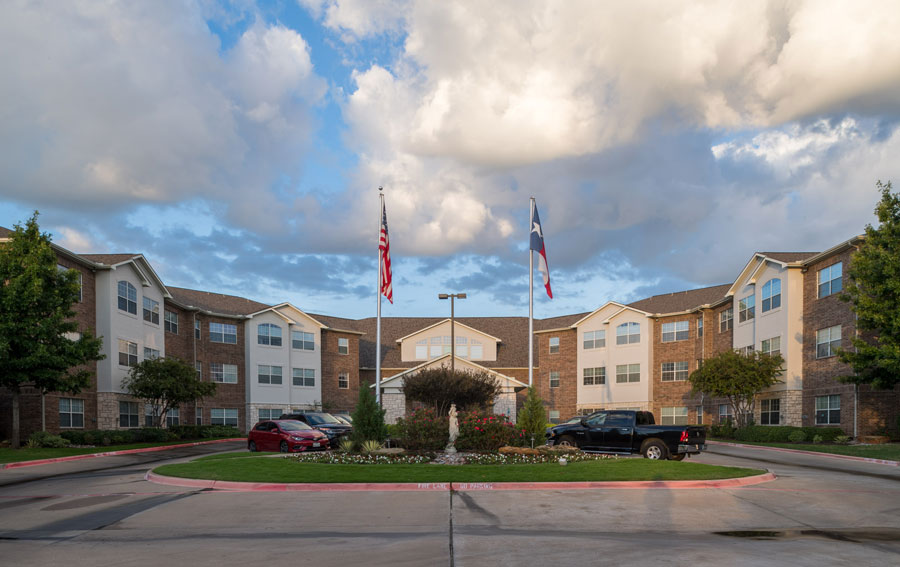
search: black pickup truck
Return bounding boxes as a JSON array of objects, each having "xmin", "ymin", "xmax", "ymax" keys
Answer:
[{"xmin": 545, "ymin": 410, "xmax": 706, "ymax": 460}]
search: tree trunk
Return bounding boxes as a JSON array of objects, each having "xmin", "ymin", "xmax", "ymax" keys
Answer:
[{"xmin": 12, "ymin": 391, "xmax": 21, "ymax": 449}]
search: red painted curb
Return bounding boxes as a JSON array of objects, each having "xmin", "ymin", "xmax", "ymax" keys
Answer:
[
  {"xmin": 709, "ymin": 441, "xmax": 899, "ymax": 467},
  {"xmin": 144, "ymin": 470, "xmax": 777, "ymax": 492},
  {"xmin": 1, "ymin": 438, "xmax": 245, "ymax": 470}
]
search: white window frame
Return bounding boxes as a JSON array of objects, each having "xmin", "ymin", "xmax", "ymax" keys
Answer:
[
  {"xmin": 119, "ymin": 401, "xmax": 140, "ymax": 428},
  {"xmin": 258, "ymin": 365, "xmax": 283, "ymax": 385},
  {"xmin": 816, "ymin": 325, "xmax": 841, "ymax": 359},
  {"xmin": 583, "ymin": 367, "xmax": 605, "ymax": 385},
  {"xmin": 209, "ymin": 322, "xmax": 237, "ymax": 344},
  {"xmin": 549, "ymin": 371, "xmax": 560, "ymax": 388},
  {"xmin": 258, "ymin": 408, "xmax": 284, "ymax": 421},
  {"xmin": 257, "ymin": 323, "xmax": 283, "ymax": 347},
  {"xmin": 143, "ymin": 347, "xmax": 160, "ymax": 360},
  {"xmin": 616, "ymin": 322, "xmax": 640, "ymax": 345},
  {"xmin": 720, "ymin": 307, "xmax": 733, "ymax": 332},
  {"xmin": 661, "ymin": 406, "xmax": 688, "ymax": 425},
  {"xmin": 661, "ymin": 321, "xmax": 689, "ymax": 342},
  {"xmin": 338, "ymin": 338, "xmax": 349, "ymax": 355},
  {"xmin": 338, "ymin": 372, "xmax": 349, "ymax": 389},
  {"xmin": 760, "ymin": 398, "xmax": 780, "ymax": 425},
  {"xmin": 210, "ymin": 362, "xmax": 238, "ymax": 384},
  {"xmin": 762, "ymin": 278, "xmax": 781, "ymax": 312},
  {"xmin": 164, "ymin": 310, "xmax": 178, "ymax": 334},
  {"xmin": 194, "ymin": 319, "xmax": 201, "ymax": 339},
  {"xmin": 292, "ymin": 330, "xmax": 315, "ymax": 351},
  {"xmin": 615, "ymin": 363, "xmax": 640, "ymax": 383},
  {"xmin": 816, "ymin": 395, "xmax": 841, "ymax": 425},
  {"xmin": 211, "ymin": 408, "xmax": 238, "ymax": 427},
  {"xmin": 818, "ymin": 262, "xmax": 843, "ymax": 298},
  {"xmin": 143, "ymin": 297, "xmax": 160, "ymax": 325},
  {"xmin": 59, "ymin": 398, "xmax": 84, "ymax": 428},
  {"xmin": 118, "ymin": 339, "xmax": 138, "ymax": 367},
  {"xmin": 549, "ymin": 337, "xmax": 560, "ymax": 353},
  {"xmin": 698, "ymin": 318, "xmax": 703, "ymax": 337},
  {"xmin": 661, "ymin": 361, "xmax": 689, "ymax": 382},
  {"xmin": 739, "ymin": 295, "xmax": 755, "ymax": 323},
  {"xmin": 583, "ymin": 330, "xmax": 605, "ymax": 349},
  {"xmin": 292, "ymin": 368, "xmax": 315, "ymax": 387},
  {"xmin": 117, "ymin": 281, "xmax": 137, "ymax": 315},
  {"xmin": 718, "ymin": 404, "xmax": 734, "ymax": 423},
  {"xmin": 761, "ymin": 336, "xmax": 781, "ymax": 356}
]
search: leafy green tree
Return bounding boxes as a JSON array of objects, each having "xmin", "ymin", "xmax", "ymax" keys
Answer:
[
  {"xmin": 350, "ymin": 384, "xmax": 387, "ymax": 444},
  {"xmin": 122, "ymin": 357, "xmax": 216, "ymax": 428},
  {"xmin": 689, "ymin": 350, "xmax": 784, "ymax": 428},
  {"xmin": 839, "ymin": 181, "xmax": 900, "ymax": 390},
  {"xmin": 517, "ymin": 387, "xmax": 547, "ymax": 447},
  {"xmin": 403, "ymin": 366, "xmax": 503, "ymax": 416},
  {"xmin": 0, "ymin": 213, "xmax": 104, "ymax": 448}
]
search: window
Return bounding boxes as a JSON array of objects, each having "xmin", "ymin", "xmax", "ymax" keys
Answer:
[
  {"xmin": 549, "ymin": 371, "xmax": 560, "ymax": 388},
  {"xmin": 818, "ymin": 262, "xmax": 843, "ymax": 298},
  {"xmin": 143, "ymin": 347, "xmax": 160, "ymax": 360},
  {"xmin": 119, "ymin": 401, "xmax": 140, "ymax": 428},
  {"xmin": 761, "ymin": 336, "xmax": 781, "ymax": 356},
  {"xmin": 59, "ymin": 398, "xmax": 84, "ymax": 428},
  {"xmin": 718, "ymin": 404, "xmax": 734, "ymax": 423},
  {"xmin": 456, "ymin": 336, "xmax": 468, "ymax": 358},
  {"xmin": 583, "ymin": 367, "xmax": 605, "ymax": 385},
  {"xmin": 661, "ymin": 406, "xmax": 688, "ymax": 426},
  {"xmin": 196, "ymin": 407, "xmax": 202, "ymax": 425},
  {"xmin": 470, "ymin": 339, "xmax": 483, "ymax": 359},
  {"xmin": 696, "ymin": 405, "xmax": 704, "ymax": 425},
  {"xmin": 293, "ymin": 368, "xmax": 315, "ymax": 387},
  {"xmin": 429, "ymin": 336, "xmax": 450, "ymax": 358},
  {"xmin": 661, "ymin": 361, "xmax": 689, "ymax": 382},
  {"xmin": 258, "ymin": 323, "xmax": 282, "ymax": 346},
  {"xmin": 210, "ymin": 363, "xmax": 238, "ymax": 384},
  {"xmin": 194, "ymin": 319, "xmax": 200, "ymax": 339},
  {"xmin": 760, "ymin": 399, "xmax": 780, "ymax": 425},
  {"xmin": 615, "ymin": 363, "xmax": 640, "ymax": 383},
  {"xmin": 195, "ymin": 361, "xmax": 202, "ymax": 380},
  {"xmin": 143, "ymin": 297, "xmax": 160, "ymax": 324},
  {"xmin": 816, "ymin": 325, "xmax": 841, "ymax": 358},
  {"xmin": 258, "ymin": 409, "xmax": 283, "ymax": 421},
  {"xmin": 117, "ymin": 281, "xmax": 137, "ymax": 315},
  {"xmin": 118, "ymin": 339, "xmax": 138, "ymax": 367},
  {"xmin": 698, "ymin": 318, "xmax": 703, "ymax": 337},
  {"xmin": 816, "ymin": 395, "xmax": 841, "ymax": 425},
  {"xmin": 616, "ymin": 322, "xmax": 640, "ymax": 345},
  {"xmin": 415, "ymin": 339, "xmax": 427, "ymax": 359},
  {"xmin": 292, "ymin": 330, "xmax": 315, "ymax": 351},
  {"xmin": 661, "ymin": 321, "xmax": 689, "ymax": 342},
  {"xmin": 548, "ymin": 410, "xmax": 560, "ymax": 423},
  {"xmin": 737, "ymin": 345, "xmax": 755, "ymax": 356},
  {"xmin": 583, "ymin": 330, "xmax": 605, "ymax": 349},
  {"xmin": 338, "ymin": 338, "xmax": 349, "ymax": 355},
  {"xmin": 258, "ymin": 365, "xmax": 283, "ymax": 385},
  {"xmin": 164, "ymin": 310, "xmax": 178, "ymax": 333},
  {"xmin": 211, "ymin": 408, "xmax": 238, "ymax": 427},
  {"xmin": 338, "ymin": 372, "xmax": 349, "ymax": 389},
  {"xmin": 762, "ymin": 279, "xmax": 781, "ymax": 312},
  {"xmin": 738, "ymin": 295, "xmax": 755, "ymax": 323},
  {"xmin": 144, "ymin": 405, "xmax": 179, "ymax": 427},
  {"xmin": 209, "ymin": 322, "xmax": 237, "ymax": 344},
  {"xmin": 549, "ymin": 337, "xmax": 560, "ymax": 353},
  {"xmin": 720, "ymin": 307, "xmax": 733, "ymax": 332}
]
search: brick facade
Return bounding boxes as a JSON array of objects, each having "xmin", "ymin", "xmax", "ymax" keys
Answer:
[
  {"xmin": 535, "ymin": 329, "xmax": 577, "ymax": 421},
  {"xmin": 320, "ymin": 330, "xmax": 361, "ymax": 413},
  {"xmin": 651, "ymin": 313, "xmax": 704, "ymax": 424}
]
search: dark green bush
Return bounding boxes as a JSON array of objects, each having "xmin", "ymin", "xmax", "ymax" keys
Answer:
[
  {"xmin": 58, "ymin": 425, "xmax": 242, "ymax": 447},
  {"xmin": 27, "ymin": 431, "xmax": 69, "ymax": 448},
  {"xmin": 60, "ymin": 430, "xmax": 85, "ymax": 445},
  {"xmin": 350, "ymin": 386, "xmax": 388, "ymax": 444},
  {"xmin": 710, "ymin": 419, "xmax": 736, "ymax": 439},
  {"xmin": 131, "ymin": 428, "xmax": 169, "ymax": 442},
  {"xmin": 396, "ymin": 407, "xmax": 448, "ymax": 451},
  {"xmin": 733, "ymin": 425, "xmax": 844, "ymax": 443}
]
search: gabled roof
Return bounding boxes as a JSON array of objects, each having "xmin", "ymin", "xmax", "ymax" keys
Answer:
[
  {"xmin": 375, "ymin": 353, "xmax": 528, "ymax": 388},
  {"xmin": 168, "ymin": 286, "xmax": 271, "ymax": 317},
  {"xmin": 248, "ymin": 302, "xmax": 328, "ymax": 329},
  {"xmin": 569, "ymin": 301, "xmax": 632, "ymax": 327},
  {"xmin": 627, "ymin": 283, "xmax": 732, "ymax": 315},
  {"xmin": 81, "ymin": 253, "xmax": 144, "ymax": 265},
  {"xmin": 759, "ymin": 252, "xmax": 820, "ymax": 263},
  {"xmin": 394, "ymin": 319, "xmax": 503, "ymax": 344}
]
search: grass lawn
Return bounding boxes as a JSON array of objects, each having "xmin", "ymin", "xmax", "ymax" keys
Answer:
[
  {"xmin": 153, "ymin": 452, "xmax": 765, "ymax": 483},
  {"xmin": 0, "ymin": 439, "xmax": 239, "ymax": 465},
  {"xmin": 713, "ymin": 439, "xmax": 900, "ymax": 461}
]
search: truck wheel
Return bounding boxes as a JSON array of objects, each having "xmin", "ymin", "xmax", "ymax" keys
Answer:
[
  {"xmin": 669, "ymin": 453, "xmax": 686, "ymax": 461},
  {"xmin": 642, "ymin": 440, "xmax": 667, "ymax": 460},
  {"xmin": 557, "ymin": 435, "xmax": 576, "ymax": 447}
]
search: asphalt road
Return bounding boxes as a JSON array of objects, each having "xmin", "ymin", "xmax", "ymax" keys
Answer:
[{"xmin": 1, "ymin": 442, "xmax": 898, "ymax": 566}]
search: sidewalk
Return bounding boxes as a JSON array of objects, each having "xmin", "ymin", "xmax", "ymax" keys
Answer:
[{"xmin": 708, "ymin": 440, "xmax": 899, "ymax": 467}]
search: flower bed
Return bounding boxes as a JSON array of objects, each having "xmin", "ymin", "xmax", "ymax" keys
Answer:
[{"xmin": 289, "ymin": 450, "xmax": 618, "ymax": 465}]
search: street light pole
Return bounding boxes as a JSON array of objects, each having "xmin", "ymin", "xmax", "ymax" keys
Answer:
[{"xmin": 439, "ymin": 293, "xmax": 466, "ymax": 372}]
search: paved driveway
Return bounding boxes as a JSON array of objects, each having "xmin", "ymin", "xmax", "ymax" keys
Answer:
[{"xmin": 0, "ymin": 443, "xmax": 898, "ymax": 566}]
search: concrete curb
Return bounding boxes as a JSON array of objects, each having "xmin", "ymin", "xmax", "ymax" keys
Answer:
[
  {"xmin": 145, "ymin": 470, "xmax": 777, "ymax": 492},
  {"xmin": 708, "ymin": 440, "xmax": 899, "ymax": 467},
  {"xmin": 0, "ymin": 438, "xmax": 245, "ymax": 470}
]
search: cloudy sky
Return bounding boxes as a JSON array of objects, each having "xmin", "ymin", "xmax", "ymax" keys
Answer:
[{"xmin": 2, "ymin": 0, "xmax": 899, "ymax": 319}]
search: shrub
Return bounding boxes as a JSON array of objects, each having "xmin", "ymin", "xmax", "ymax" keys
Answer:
[
  {"xmin": 788, "ymin": 430, "xmax": 807, "ymax": 443},
  {"xmin": 350, "ymin": 385, "xmax": 387, "ymax": 444},
  {"xmin": 833, "ymin": 435, "xmax": 852, "ymax": 445},
  {"xmin": 26, "ymin": 431, "xmax": 69, "ymax": 448},
  {"xmin": 733, "ymin": 426, "xmax": 844, "ymax": 443},
  {"xmin": 132, "ymin": 428, "xmax": 170, "ymax": 443},
  {"xmin": 339, "ymin": 438, "xmax": 355, "ymax": 453},
  {"xmin": 812, "ymin": 435, "xmax": 823, "ymax": 444},
  {"xmin": 60, "ymin": 430, "xmax": 85, "ymax": 445},
  {"xmin": 517, "ymin": 387, "xmax": 548, "ymax": 448},
  {"xmin": 402, "ymin": 366, "xmax": 502, "ymax": 416},
  {"xmin": 710, "ymin": 420, "xmax": 736, "ymax": 439},
  {"xmin": 395, "ymin": 407, "xmax": 448, "ymax": 451},
  {"xmin": 361, "ymin": 440, "xmax": 383, "ymax": 453},
  {"xmin": 456, "ymin": 411, "xmax": 526, "ymax": 451}
]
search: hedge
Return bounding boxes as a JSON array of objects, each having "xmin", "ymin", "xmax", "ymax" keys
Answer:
[
  {"xmin": 60, "ymin": 425, "xmax": 242, "ymax": 446},
  {"xmin": 731, "ymin": 425, "xmax": 845, "ymax": 443}
]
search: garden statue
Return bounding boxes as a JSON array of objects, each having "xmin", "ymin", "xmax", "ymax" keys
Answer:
[{"xmin": 446, "ymin": 403, "xmax": 459, "ymax": 453}]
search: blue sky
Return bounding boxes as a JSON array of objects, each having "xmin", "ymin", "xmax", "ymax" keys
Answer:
[{"xmin": 2, "ymin": 1, "xmax": 899, "ymax": 319}]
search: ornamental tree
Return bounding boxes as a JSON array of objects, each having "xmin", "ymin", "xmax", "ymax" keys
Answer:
[
  {"xmin": 517, "ymin": 387, "xmax": 548, "ymax": 447},
  {"xmin": 0, "ymin": 213, "xmax": 105, "ymax": 448},
  {"xmin": 839, "ymin": 181, "xmax": 900, "ymax": 390},
  {"xmin": 402, "ymin": 366, "xmax": 503, "ymax": 416},
  {"xmin": 350, "ymin": 383, "xmax": 387, "ymax": 444},
  {"xmin": 689, "ymin": 349, "xmax": 784, "ymax": 428},
  {"xmin": 122, "ymin": 357, "xmax": 216, "ymax": 428}
]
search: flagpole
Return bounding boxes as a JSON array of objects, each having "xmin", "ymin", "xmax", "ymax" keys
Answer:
[
  {"xmin": 528, "ymin": 197, "xmax": 534, "ymax": 388},
  {"xmin": 376, "ymin": 188, "xmax": 384, "ymax": 407}
]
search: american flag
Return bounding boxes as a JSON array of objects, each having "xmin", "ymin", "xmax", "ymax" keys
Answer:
[{"xmin": 379, "ymin": 200, "xmax": 393, "ymax": 303}]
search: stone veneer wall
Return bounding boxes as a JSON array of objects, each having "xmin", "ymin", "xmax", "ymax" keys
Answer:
[{"xmin": 382, "ymin": 392, "xmax": 406, "ymax": 424}]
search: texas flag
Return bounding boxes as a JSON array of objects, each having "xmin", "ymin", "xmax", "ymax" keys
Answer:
[{"xmin": 530, "ymin": 204, "xmax": 553, "ymax": 299}]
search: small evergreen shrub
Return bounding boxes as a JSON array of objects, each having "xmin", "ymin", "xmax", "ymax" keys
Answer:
[
  {"xmin": 788, "ymin": 430, "xmax": 807, "ymax": 443},
  {"xmin": 517, "ymin": 387, "xmax": 548, "ymax": 448},
  {"xmin": 27, "ymin": 431, "xmax": 69, "ymax": 448},
  {"xmin": 350, "ymin": 385, "xmax": 388, "ymax": 445},
  {"xmin": 710, "ymin": 420, "xmax": 737, "ymax": 439},
  {"xmin": 812, "ymin": 435, "xmax": 823, "ymax": 444},
  {"xmin": 395, "ymin": 407, "xmax": 448, "ymax": 451}
]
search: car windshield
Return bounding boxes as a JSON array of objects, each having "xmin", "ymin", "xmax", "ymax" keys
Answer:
[
  {"xmin": 277, "ymin": 421, "xmax": 313, "ymax": 431},
  {"xmin": 306, "ymin": 413, "xmax": 341, "ymax": 425}
]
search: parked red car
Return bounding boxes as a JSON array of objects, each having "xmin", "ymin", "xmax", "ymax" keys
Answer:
[{"xmin": 248, "ymin": 419, "xmax": 329, "ymax": 453}]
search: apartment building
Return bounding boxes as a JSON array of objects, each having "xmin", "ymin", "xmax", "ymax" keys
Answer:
[{"xmin": 1, "ymin": 227, "xmax": 897, "ymax": 439}]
